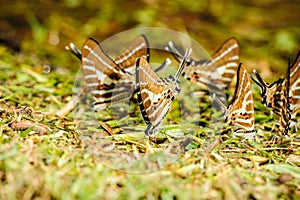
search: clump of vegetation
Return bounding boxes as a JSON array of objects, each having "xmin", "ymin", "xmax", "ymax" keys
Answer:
[{"xmin": 0, "ymin": 0, "xmax": 299, "ymax": 199}]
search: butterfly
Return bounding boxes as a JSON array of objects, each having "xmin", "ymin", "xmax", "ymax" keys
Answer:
[
  {"xmin": 66, "ymin": 35, "xmax": 170, "ymax": 110},
  {"xmin": 288, "ymin": 51, "xmax": 300, "ymax": 129},
  {"xmin": 213, "ymin": 63, "xmax": 256, "ymax": 139},
  {"xmin": 251, "ymin": 51, "xmax": 299, "ymax": 134},
  {"xmin": 136, "ymin": 49, "xmax": 192, "ymax": 136},
  {"xmin": 166, "ymin": 37, "xmax": 240, "ymax": 101}
]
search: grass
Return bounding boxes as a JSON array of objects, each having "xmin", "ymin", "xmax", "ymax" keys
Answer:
[
  {"xmin": 0, "ymin": 42, "xmax": 300, "ymax": 200},
  {"xmin": 1, "ymin": 1, "xmax": 300, "ymax": 198}
]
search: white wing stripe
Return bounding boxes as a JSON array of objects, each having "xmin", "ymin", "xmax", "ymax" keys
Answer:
[
  {"xmin": 290, "ymin": 64, "xmax": 300, "ymax": 77},
  {"xmin": 212, "ymin": 43, "xmax": 239, "ymax": 63},
  {"xmin": 228, "ymin": 55, "xmax": 239, "ymax": 61},
  {"xmin": 115, "ymin": 43, "xmax": 146, "ymax": 64},
  {"xmin": 234, "ymin": 118, "xmax": 254, "ymax": 124},
  {"xmin": 83, "ymin": 65, "xmax": 96, "ymax": 71},
  {"xmin": 84, "ymin": 45, "xmax": 122, "ymax": 75},
  {"xmin": 87, "ymin": 83, "xmax": 99, "ymax": 87},
  {"xmin": 85, "ymin": 74, "xmax": 98, "ymax": 79}
]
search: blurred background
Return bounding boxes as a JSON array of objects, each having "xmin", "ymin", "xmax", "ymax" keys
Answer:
[{"xmin": 0, "ymin": 0, "xmax": 299, "ymax": 78}]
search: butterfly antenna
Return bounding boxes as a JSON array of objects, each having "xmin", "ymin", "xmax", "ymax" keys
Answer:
[
  {"xmin": 65, "ymin": 43, "xmax": 82, "ymax": 60},
  {"xmin": 167, "ymin": 41, "xmax": 184, "ymax": 57},
  {"xmin": 175, "ymin": 48, "xmax": 192, "ymax": 79},
  {"xmin": 165, "ymin": 41, "xmax": 185, "ymax": 64}
]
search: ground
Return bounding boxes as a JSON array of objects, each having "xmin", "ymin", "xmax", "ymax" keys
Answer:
[{"xmin": 0, "ymin": 0, "xmax": 300, "ymax": 199}]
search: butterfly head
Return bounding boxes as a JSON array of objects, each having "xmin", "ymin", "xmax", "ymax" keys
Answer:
[
  {"xmin": 170, "ymin": 48, "xmax": 192, "ymax": 95},
  {"xmin": 251, "ymin": 69, "xmax": 278, "ymax": 108},
  {"xmin": 182, "ymin": 66, "xmax": 201, "ymax": 83}
]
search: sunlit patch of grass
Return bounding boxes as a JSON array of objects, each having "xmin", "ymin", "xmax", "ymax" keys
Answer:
[{"xmin": 1, "ymin": 29, "xmax": 300, "ymax": 200}]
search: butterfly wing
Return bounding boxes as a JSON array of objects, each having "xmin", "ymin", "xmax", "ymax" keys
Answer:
[
  {"xmin": 114, "ymin": 34, "xmax": 150, "ymax": 72},
  {"xmin": 136, "ymin": 50, "xmax": 190, "ymax": 136},
  {"xmin": 82, "ymin": 38, "xmax": 134, "ymax": 110},
  {"xmin": 252, "ymin": 52, "xmax": 300, "ymax": 134},
  {"xmin": 289, "ymin": 51, "xmax": 300, "ymax": 121},
  {"xmin": 211, "ymin": 38, "xmax": 240, "ymax": 88},
  {"xmin": 226, "ymin": 63, "xmax": 256, "ymax": 138},
  {"xmin": 278, "ymin": 60, "xmax": 291, "ymax": 135},
  {"xmin": 182, "ymin": 37, "xmax": 240, "ymax": 89},
  {"xmin": 252, "ymin": 69, "xmax": 286, "ymax": 115},
  {"xmin": 136, "ymin": 57, "xmax": 172, "ymax": 135}
]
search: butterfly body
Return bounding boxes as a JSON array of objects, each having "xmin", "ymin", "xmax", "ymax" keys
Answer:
[
  {"xmin": 136, "ymin": 50, "xmax": 191, "ymax": 136},
  {"xmin": 252, "ymin": 51, "xmax": 299, "ymax": 134}
]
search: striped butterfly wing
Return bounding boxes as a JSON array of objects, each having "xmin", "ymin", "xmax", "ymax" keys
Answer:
[
  {"xmin": 275, "ymin": 54, "xmax": 300, "ymax": 135},
  {"xmin": 80, "ymin": 35, "xmax": 151, "ymax": 110},
  {"xmin": 67, "ymin": 35, "xmax": 168, "ymax": 74},
  {"xmin": 251, "ymin": 51, "xmax": 300, "ymax": 133},
  {"xmin": 136, "ymin": 50, "xmax": 191, "ymax": 136},
  {"xmin": 67, "ymin": 35, "xmax": 149, "ymax": 68},
  {"xmin": 214, "ymin": 64, "xmax": 256, "ymax": 139},
  {"xmin": 71, "ymin": 35, "xmax": 168, "ymax": 110},
  {"xmin": 289, "ymin": 51, "xmax": 300, "ymax": 125},
  {"xmin": 227, "ymin": 64, "xmax": 256, "ymax": 137},
  {"xmin": 114, "ymin": 34, "xmax": 150, "ymax": 72},
  {"xmin": 278, "ymin": 60, "xmax": 291, "ymax": 135},
  {"xmin": 136, "ymin": 57, "xmax": 172, "ymax": 135},
  {"xmin": 168, "ymin": 38, "xmax": 240, "ymax": 92},
  {"xmin": 251, "ymin": 70, "xmax": 284, "ymax": 115},
  {"xmin": 197, "ymin": 37, "xmax": 240, "ymax": 89},
  {"xmin": 82, "ymin": 38, "xmax": 135, "ymax": 110},
  {"xmin": 252, "ymin": 70, "xmax": 291, "ymax": 134},
  {"xmin": 214, "ymin": 38, "xmax": 240, "ymax": 88}
]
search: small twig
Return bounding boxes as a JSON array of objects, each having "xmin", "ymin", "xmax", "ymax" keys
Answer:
[
  {"xmin": 220, "ymin": 149, "xmax": 247, "ymax": 153},
  {"xmin": 259, "ymin": 147, "xmax": 296, "ymax": 151},
  {"xmin": 98, "ymin": 121, "xmax": 114, "ymax": 136},
  {"xmin": 204, "ymin": 138, "xmax": 220, "ymax": 153},
  {"xmin": 55, "ymin": 89, "xmax": 83, "ymax": 117}
]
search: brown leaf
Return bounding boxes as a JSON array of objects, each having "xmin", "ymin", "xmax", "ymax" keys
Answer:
[{"xmin": 277, "ymin": 173, "xmax": 294, "ymax": 184}]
